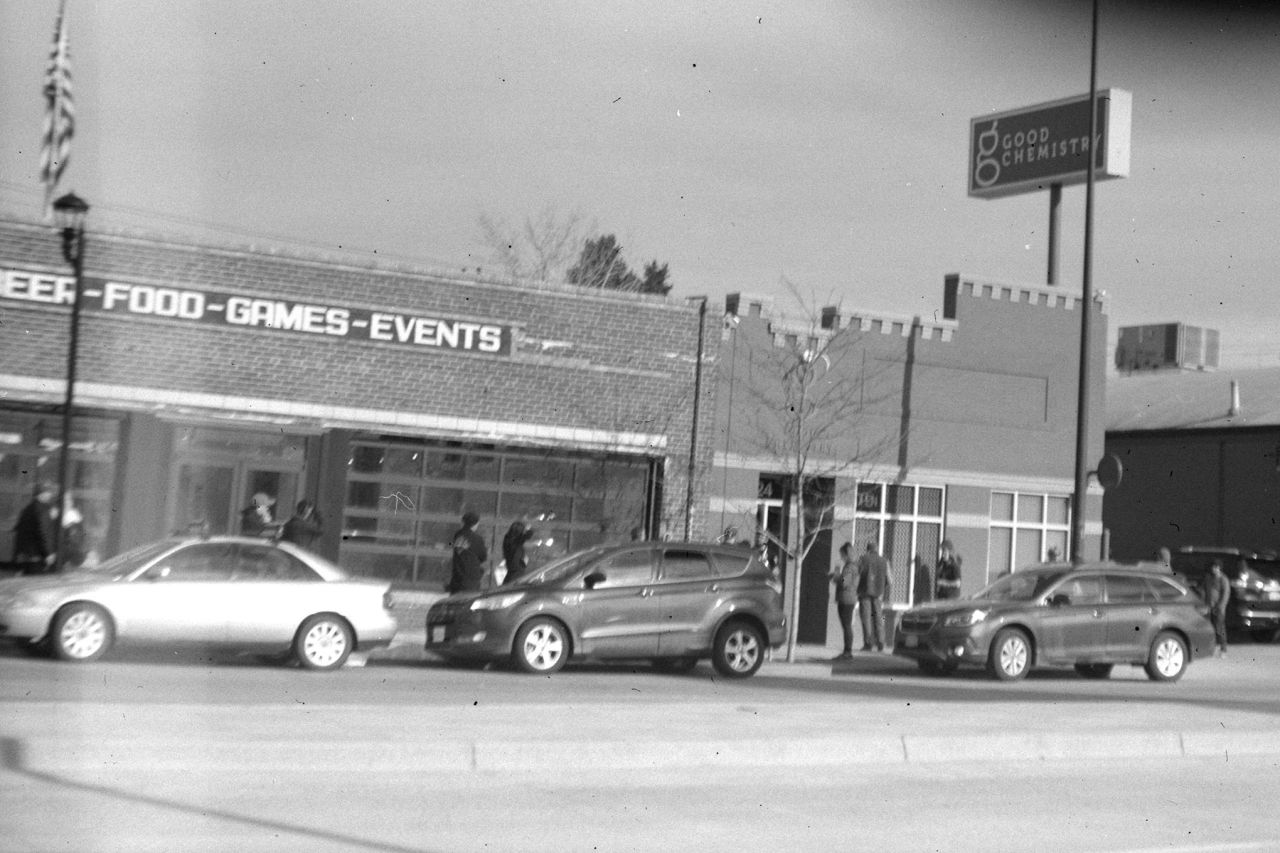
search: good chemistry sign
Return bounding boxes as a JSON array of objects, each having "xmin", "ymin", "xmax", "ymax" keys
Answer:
[
  {"xmin": 1, "ymin": 271, "xmax": 512, "ymax": 357},
  {"xmin": 968, "ymin": 89, "xmax": 1131, "ymax": 199}
]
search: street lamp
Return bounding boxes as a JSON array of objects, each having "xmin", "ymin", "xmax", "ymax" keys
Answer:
[{"xmin": 52, "ymin": 191, "xmax": 89, "ymax": 572}]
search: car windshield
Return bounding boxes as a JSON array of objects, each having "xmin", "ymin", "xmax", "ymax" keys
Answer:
[
  {"xmin": 975, "ymin": 569, "xmax": 1069, "ymax": 602},
  {"xmin": 517, "ymin": 547, "xmax": 609, "ymax": 586},
  {"xmin": 76, "ymin": 540, "xmax": 182, "ymax": 580}
]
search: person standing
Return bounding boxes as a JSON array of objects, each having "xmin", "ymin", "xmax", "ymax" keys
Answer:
[
  {"xmin": 1204, "ymin": 559, "xmax": 1231, "ymax": 657},
  {"xmin": 280, "ymin": 499, "xmax": 324, "ymax": 550},
  {"xmin": 12, "ymin": 482, "xmax": 58, "ymax": 574},
  {"xmin": 501, "ymin": 518, "xmax": 534, "ymax": 584},
  {"xmin": 828, "ymin": 542, "xmax": 858, "ymax": 659},
  {"xmin": 447, "ymin": 511, "xmax": 488, "ymax": 594},
  {"xmin": 935, "ymin": 539, "xmax": 963, "ymax": 600},
  {"xmin": 856, "ymin": 540, "xmax": 890, "ymax": 652},
  {"xmin": 240, "ymin": 492, "xmax": 276, "ymax": 537}
]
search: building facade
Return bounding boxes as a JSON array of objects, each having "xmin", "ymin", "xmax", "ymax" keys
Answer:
[
  {"xmin": 712, "ymin": 274, "xmax": 1108, "ymax": 644},
  {"xmin": 1104, "ymin": 366, "xmax": 1280, "ymax": 559},
  {"xmin": 0, "ymin": 217, "xmax": 716, "ymax": 586}
]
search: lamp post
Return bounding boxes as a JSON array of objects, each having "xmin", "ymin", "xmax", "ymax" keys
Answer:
[
  {"xmin": 52, "ymin": 192, "xmax": 89, "ymax": 573},
  {"xmin": 685, "ymin": 296, "xmax": 708, "ymax": 541}
]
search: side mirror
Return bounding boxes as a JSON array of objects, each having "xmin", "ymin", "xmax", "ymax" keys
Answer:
[
  {"xmin": 144, "ymin": 565, "xmax": 172, "ymax": 581},
  {"xmin": 584, "ymin": 571, "xmax": 606, "ymax": 590},
  {"xmin": 1048, "ymin": 593, "xmax": 1070, "ymax": 607}
]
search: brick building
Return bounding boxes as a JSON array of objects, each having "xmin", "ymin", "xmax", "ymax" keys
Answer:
[
  {"xmin": 2, "ymin": 215, "xmax": 1108, "ymax": 644},
  {"xmin": 712, "ymin": 274, "xmax": 1108, "ymax": 644},
  {"xmin": 0, "ymin": 216, "xmax": 715, "ymax": 586}
]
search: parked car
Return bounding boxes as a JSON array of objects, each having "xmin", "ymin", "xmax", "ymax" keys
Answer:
[
  {"xmin": 1171, "ymin": 547, "xmax": 1280, "ymax": 643},
  {"xmin": 425, "ymin": 542, "xmax": 786, "ymax": 677},
  {"xmin": 0, "ymin": 536, "xmax": 398, "ymax": 670},
  {"xmin": 893, "ymin": 562, "xmax": 1215, "ymax": 682}
]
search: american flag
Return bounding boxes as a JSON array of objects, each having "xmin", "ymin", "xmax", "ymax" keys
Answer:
[{"xmin": 39, "ymin": 0, "xmax": 75, "ymax": 218}]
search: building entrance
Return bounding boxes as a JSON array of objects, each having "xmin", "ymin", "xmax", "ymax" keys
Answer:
[{"xmin": 166, "ymin": 426, "xmax": 305, "ymax": 536}]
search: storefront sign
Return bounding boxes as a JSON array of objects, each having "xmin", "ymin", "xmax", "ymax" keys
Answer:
[
  {"xmin": 1, "ymin": 269, "xmax": 511, "ymax": 356},
  {"xmin": 968, "ymin": 89, "xmax": 1131, "ymax": 199}
]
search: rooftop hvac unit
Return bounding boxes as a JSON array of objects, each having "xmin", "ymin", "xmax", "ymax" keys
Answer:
[{"xmin": 1115, "ymin": 323, "xmax": 1220, "ymax": 372}]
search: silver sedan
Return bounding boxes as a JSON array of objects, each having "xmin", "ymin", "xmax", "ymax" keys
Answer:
[{"xmin": 0, "ymin": 536, "xmax": 398, "ymax": 670}]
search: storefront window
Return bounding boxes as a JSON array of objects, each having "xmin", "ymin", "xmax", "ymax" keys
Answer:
[
  {"xmin": 990, "ymin": 490, "xmax": 1072, "ymax": 577},
  {"xmin": 0, "ymin": 410, "xmax": 119, "ymax": 567},
  {"xmin": 853, "ymin": 482, "xmax": 945, "ymax": 606},
  {"xmin": 341, "ymin": 438, "xmax": 654, "ymax": 586}
]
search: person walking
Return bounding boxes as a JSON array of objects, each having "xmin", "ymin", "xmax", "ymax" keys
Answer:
[
  {"xmin": 828, "ymin": 542, "xmax": 858, "ymax": 659},
  {"xmin": 856, "ymin": 540, "xmax": 890, "ymax": 652},
  {"xmin": 12, "ymin": 482, "xmax": 58, "ymax": 574},
  {"xmin": 280, "ymin": 499, "xmax": 324, "ymax": 550},
  {"xmin": 501, "ymin": 518, "xmax": 534, "ymax": 584},
  {"xmin": 1204, "ymin": 559, "xmax": 1231, "ymax": 657},
  {"xmin": 935, "ymin": 539, "xmax": 963, "ymax": 600},
  {"xmin": 447, "ymin": 511, "xmax": 488, "ymax": 594}
]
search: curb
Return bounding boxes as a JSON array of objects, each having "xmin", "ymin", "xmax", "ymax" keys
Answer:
[{"xmin": 11, "ymin": 730, "xmax": 1280, "ymax": 774}]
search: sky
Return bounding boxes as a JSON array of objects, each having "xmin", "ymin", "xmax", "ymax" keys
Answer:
[{"xmin": 3, "ymin": 1, "xmax": 1280, "ymax": 368}]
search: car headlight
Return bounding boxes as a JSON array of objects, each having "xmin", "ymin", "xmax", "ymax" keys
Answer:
[
  {"xmin": 470, "ymin": 592, "xmax": 526, "ymax": 611},
  {"xmin": 942, "ymin": 609, "xmax": 988, "ymax": 627}
]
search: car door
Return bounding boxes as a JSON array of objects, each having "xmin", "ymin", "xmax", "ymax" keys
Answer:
[
  {"xmin": 655, "ymin": 547, "xmax": 720, "ymax": 656},
  {"xmin": 1104, "ymin": 573, "xmax": 1161, "ymax": 659},
  {"xmin": 224, "ymin": 543, "xmax": 326, "ymax": 644},
  {"xmin": 575, "ymin": 547, "xmax": 661, "ymax": 658},
  {"xmin": 117, "ymin": 541, "xmax": 236, "ymax": 643},
  {"xmin": 1035, "ymin": 573, "xmax": 1107, "ymax": 663}
]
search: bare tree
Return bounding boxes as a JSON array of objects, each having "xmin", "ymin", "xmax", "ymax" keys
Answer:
[
  {"xmin": 731, "ymin": 279, "xmax": 902, "ymax": 661},
  {"xmin": 477, "ymin": 208, "xmax": 591, "ymax": 284}
]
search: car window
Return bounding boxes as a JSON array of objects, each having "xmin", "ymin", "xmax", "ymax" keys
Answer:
[
  {"xmin": 711, "ymin": 550, "xmax": 752, "ymax": 577},
  {"xmin": 1056, "ymin": 575, "xmax": 1103, "ymax": 605},
  {"xmin": 235, "ymin": 545, "xmax": 322, "ymax": 581},
  {"xmin": 980, "ymin": 569, "xmax": 1068, "ymax": 601},
  {"xmin": 590, "ymin": 549, "xmax": 656, "ymax": 589},
  {"xmin": 152, "ymin": 543, "xmax": 235, "ymax": 581},
  {"xmin": 1148, "ymin": 576, "xmax": 1188, "ymax": 602},
  {"xmin": 660, "ymin": 549, "xmax": 714, "ymax": 582},
  {"xmin": 1106, "ymin": 574, "xmax": 1154, "ymax": 603}
]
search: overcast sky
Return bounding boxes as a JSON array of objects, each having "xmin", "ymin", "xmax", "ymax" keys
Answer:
[{"xmin": 3, "ymin": 1, "xmax": 1278, "ymax": 367}]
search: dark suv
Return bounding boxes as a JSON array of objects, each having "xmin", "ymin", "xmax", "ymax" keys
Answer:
[
  {"xmin": 425, "ymin": 542, "xmax": 786, "ymax": 677},
  {"xmin": 1171, "ymin": 547, "xmax": 1280, "ymax": 642}
]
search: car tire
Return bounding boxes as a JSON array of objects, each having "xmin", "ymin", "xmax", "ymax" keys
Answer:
[
  {"xmin": 987, "ymin": 628, "xmax": 1032, "ymax": 681},
  {"xmin": 1144, "ymin": 631, "xmax": 1188, "ymax": 682},
  {"xmin": 293, "ymin": 614, "xmax": 353, "ymax": 671},
  {"xmin": 652, "ymin": 656, "xmax": 698, "ymax": 674},
  {"xmin": 1074, "ymin": 663, "xmax": 1114, "ymax": 680},
  {"xmin": 50, "ymin": 603, "xmax": 114, "ymax": 662},
  {"xmin": 513, "ymin": 617, "xmax": 569, "ymax": 674},
  {"xmin": 918, "ymin": 659, "xmax": 958, "ymax": 676},
  {"xmin": 711, "ymin": 620, "xmax": 765, "ymax": 679}
]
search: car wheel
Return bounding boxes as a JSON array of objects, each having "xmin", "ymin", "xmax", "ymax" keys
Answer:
[
  {"xmin": 1074, "ymin": 663, "xmax": 1114, "ymax": 680},
  {"xmin": 1144, "ymin": 631, "xmax": 1188, "ymax": 682},
  {"xmin": 987, "ymin": 628, "xmax": 1031, "ymax": 681},
  {"xmin": 513, "ymin": 617, "xmax": 569, "ymax": 674},
  {"xmin": 293, "ymin": 614, "xmax": 353, "ymax": 671},
  {"xmin": 711, "ymin": 620, "xmax": 765, "ymax": 679},
  {"xmin": 51, "ymin": 603, "xmax": 114, "ymax": 662},
  {"xmin": 652, "ymin": 656, "xmax": 698, "ymax": 674},
  {"xmin": 918, "ymin": 659, "xmax": 958, "ymax": 676}
]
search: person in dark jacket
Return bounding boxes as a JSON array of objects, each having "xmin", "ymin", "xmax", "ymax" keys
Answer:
[
  {"xmin": 935, "ymin": 539, "xmax": 963, "ymax": 600},
  {"xmin": 13, "ymin": 482, "xmax": 58, "ymax": 573},
  {"xmin": 501, "ymin": 518, "xmax": 534, "ymax": 584},
  {"xmin": 828, "ymin": 542, "xmax": 858, "ymax": 659},
  {"xmin": 1204, "ymin": 559, "xmax": 1232, "ymax": 657},
  {"xmin": 280, "ymin": 499, "xmax": 324, "ymax": 550},
  {"xmin": 447, "ymin": 511, "xmax": 488, "ymax": 594},
  {"xmin": 855, "ymin": 540, "xmax": 890, "ymax": 652}
]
